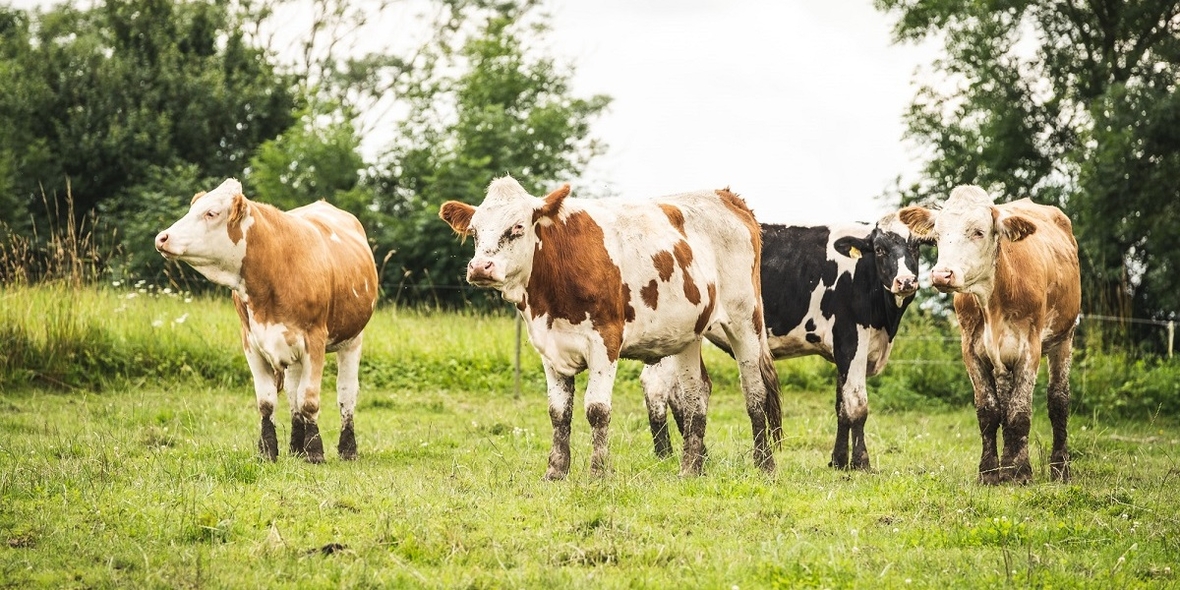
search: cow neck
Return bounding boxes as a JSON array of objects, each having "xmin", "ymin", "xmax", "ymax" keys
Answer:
[
  {"xmin": 872, "ymin": 273, "xmax": 911, "ymax": 340},
  {"xmin": 234, "ymin": 201, "xmax": 297, "ymax": 313}
]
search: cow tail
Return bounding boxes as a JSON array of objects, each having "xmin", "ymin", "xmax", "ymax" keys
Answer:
[{"xmin": 760, "ymin": 348, "xmax": 782, "ymax": 448}]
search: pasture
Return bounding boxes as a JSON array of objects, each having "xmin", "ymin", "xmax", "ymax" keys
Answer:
[{"xmin": 1, "ymin": 285, "xmax": 1178, "ymax": 588}]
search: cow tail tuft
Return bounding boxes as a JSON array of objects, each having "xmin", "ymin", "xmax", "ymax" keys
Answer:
[{"xmin": 760, "ymin": 348, "xmax": 782, "ymax": 447}]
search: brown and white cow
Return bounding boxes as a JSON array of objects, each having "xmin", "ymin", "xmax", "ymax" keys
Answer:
[
  {"xmin": 899, "ymin": 185, "xmax": 1080, "ymax": 484},
  {"xmin": 439, "ymin": 176, "xmax": 781, "ymax": 478},
  {"xmin": 155, "ymin": 178, "xmax": 378, "ymax": 463}
]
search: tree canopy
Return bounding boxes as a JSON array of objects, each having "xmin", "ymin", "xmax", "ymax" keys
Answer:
[
  {"xmin": 0, "ymin": 0, "xmax": 609, "ymax": 303},
  {"xmin": 876, "ymin": 0, "xmax": 1180, "ymax": 341}
]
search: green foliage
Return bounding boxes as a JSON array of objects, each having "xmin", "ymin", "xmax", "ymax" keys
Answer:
[
  {"xmin": 875, "ymin": 0, "xmax": 1180, "ymax": 340},
  {"xmin": 246, "ymin": 103, "xmax": 369, "ymax": 213},
  {"xmin": 871, "ymin": 304, "xmax": 975, "ymax": 410},
  {"xmin": 376, "ymin": 10, "xmax": 611, "ymax": 306},
  {"xmin": 0, "ymin": 0, "xmax": 296, "ymax": 231}
]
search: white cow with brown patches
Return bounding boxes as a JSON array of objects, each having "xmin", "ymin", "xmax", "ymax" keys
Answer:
[
  {"xmin": 155, "ymin": 178, "xmax": 378, "ymax": 463},
  {"xmin": 440, "ymin": 176, "xmax": 781, "ymax": 478},
  {"xmin": 899, "ymin": 185, "xmax": 1080, "ymax": 484}
]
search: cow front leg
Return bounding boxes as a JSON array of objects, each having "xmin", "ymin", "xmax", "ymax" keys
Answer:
[
  {"xmin": 830, "ymin": 375, "xmax": 851, "ymax": 469},
  {"xmin": 585, "ymin": 358, "xmax": 619, "ymax": 477},
  {"xmin": 335, "ymin": 335, "xmax": 364, "ymax": 461},
  {"xmin": 999, "ymin": 364, "xmax": 1036, "ymax": 484},
  {"xmin": 245, "ymin": 347, "xmax": 280, "ymax": 461},
  {"xmin": 640, "ymin": 360, "xmax": 676, "ymax": 459},
  {"xmin": 543, "ymin": 363, "xmax": 575, "ymax": 481},
  {"xmin": 298, "ymin": 342, "xmax": 327, "ymax": 464},
  {"xmin": 1046, "ymin": 338, "xmax": 1074, "ymax": 482}
]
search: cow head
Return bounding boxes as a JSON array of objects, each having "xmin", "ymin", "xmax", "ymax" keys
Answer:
[
  {"xmin": 155, "ymin": 178, "xmax": 251, "ymax": 288},
  {"xmin": 439, "ymin": 176, "xmax": 569, "ymax": 301},
  {"xmin": 897, "ymin": 185, "xmax": 1037, "ymax": 295},
  {"xmin": 833, "ymin": 213, "xmax": 922, "ymax": 303}
]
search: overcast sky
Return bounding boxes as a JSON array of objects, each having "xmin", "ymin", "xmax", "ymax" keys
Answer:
[{"xmin": 545, "ymin": 1, "xmax": 940, "ymax": 224}]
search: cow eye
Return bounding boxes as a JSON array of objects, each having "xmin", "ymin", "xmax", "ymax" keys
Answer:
[
  {"xmin": 512, "ymin": 223, "xmax": 525, "ymax": 236},
  {"xmin": 970, "ymin": 228, "xmax": 985, "ymax": 239},
  {"xmin": 204, "ymin": 210, "xmax": 219, "ymax": 220}
]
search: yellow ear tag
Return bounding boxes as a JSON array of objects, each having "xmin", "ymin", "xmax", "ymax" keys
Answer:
[{"xmin": 848, "ymin": 246, "xmax": 862, "ymax": 259}]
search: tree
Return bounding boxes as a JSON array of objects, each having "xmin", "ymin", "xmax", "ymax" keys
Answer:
[
  {"xmin": 0, "ymin": 0, "xmax": 297, "ymax": 282},
  {"xmin": 374, "ymin": 8, "xmax": 611, "ymax": 307},
  {"xmin": 875, "ymin": 0, "xmax": 1180, "ymax": 343}
]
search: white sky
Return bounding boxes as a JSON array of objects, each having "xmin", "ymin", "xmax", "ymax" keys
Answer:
[{"xmin": 545, "ymin": 1, "xmax": 940, "ymax": 224}]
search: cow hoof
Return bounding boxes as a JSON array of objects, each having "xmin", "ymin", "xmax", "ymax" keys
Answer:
[
  {"xmin": 338, "ymin": 428, "xmax": 357, "ymax": 460},
  {"xmin": 259, "ymin": 420, "xmax": 279, "ymax": 461},
  {"xmin": 1050, "ymin": 462, "xmax": 1071, "ymax": 483},
  {"xmin": 303, "ymin": 423, "xmax": 324, "ymax": 463},
  {"xmin": 543, "ymin": 468, "xmax": 568, "ymax": 481},
  {"xmin": 257, "ymin": 440, "xmax": 278, "ymax": 462}
]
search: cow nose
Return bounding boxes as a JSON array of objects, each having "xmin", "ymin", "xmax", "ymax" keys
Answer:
[
  {"xmin": 466, "ymin": 259, "xmax": 496, "ymax": 283},
  {"xmin": 930, "ymin": 269, "xmax": 955, "ymax": 290},
  {"xmin": 155, "ymin": 231, "xmax": 169, "ymax": 251},
  {"xmin": 893, "ymin": 275, "xmax": 917, "ymax": 293}
]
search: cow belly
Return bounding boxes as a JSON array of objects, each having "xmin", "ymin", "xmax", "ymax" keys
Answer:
[
  {"xmin": 247, "ymin": 321, "xmax": 304, "ymax": 369},
  {"xmin": 766, "ymin": 332, "xmax": 831, "ymax": 362}
]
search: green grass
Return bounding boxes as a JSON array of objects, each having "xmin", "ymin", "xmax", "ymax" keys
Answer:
[{"xmin": 1, "ymin": 286, "xmax": 1178, "ymax": 588}]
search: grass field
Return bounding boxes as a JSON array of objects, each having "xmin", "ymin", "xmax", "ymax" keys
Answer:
[{"xmin": 1, "ymin": 287, "xmax": 1178, "ymax": 588}]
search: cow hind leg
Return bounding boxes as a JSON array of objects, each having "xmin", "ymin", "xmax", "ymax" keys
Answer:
[
  {"xmin": 284, "ymin": 364, "xmax": 305, "ymax": 456},
  {"xmin": 335, "ymin": 335, "xmax": 364, "ymax": 461},
  {"xmin": 721, "ymin": 326, "xmax": 778, "ymax": 474},
  {"xmin": 1046, "ymin": 336, "xmax": 1073, "ymax": 482},
  {"xmin": 640, "ymin": 360, "xmax": 675, "ymax": 459},
  {"xmin": 298, "ymin": 344, "xmax": 328, "ymax": 464},
  {"xmin": 543, "ymin": 363, "xmax": 575, "ymax": 481},
  {"xmin": 670, "ymin": 343, "xmax": 711, "ymax": 477}
]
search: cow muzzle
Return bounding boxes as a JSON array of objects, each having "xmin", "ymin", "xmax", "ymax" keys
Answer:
[
  {"xmin": 891, "ymin": 274, "xmax": 918, "ymax": 297},
  {"xmin": 930, "ymin": 268, "xmax": 958, "ymax": 293},
  {"xmin": 154, "ymin": 231, "xmax": 178, "ymax": 258},
  {"xmin": 466, "ymin": 258, "xmax": 502, "ymax": 287}
]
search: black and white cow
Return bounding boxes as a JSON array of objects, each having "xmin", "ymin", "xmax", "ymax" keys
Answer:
[{"xmin": 642, "ymin": 212, "xmax": 921, "ymax": 469}]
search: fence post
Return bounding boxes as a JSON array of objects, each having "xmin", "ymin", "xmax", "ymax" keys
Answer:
[
  {"xmin": 515, "ymin": 313, "xmax": 523, "ymax": 398},
  {"xmin": 1168, "ymin": 321, "xmax": 1175, "ymax": 359}
]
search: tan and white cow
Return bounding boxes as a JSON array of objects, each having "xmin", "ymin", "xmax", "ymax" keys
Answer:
[
  {"xmin": 899, "ymin": 185, "xmax": 1080, "ymax": 484},
  {"xmin": 439, "ymin": 176, "xmax": 781, "ymax": 478},
  {"xmin": 155, "ymin": 178, "xmax": 378, "ymax": 463}
]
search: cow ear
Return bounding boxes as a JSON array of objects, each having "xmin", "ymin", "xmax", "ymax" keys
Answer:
[
  {"xmin": 190, "ymin": 190, "xmax": 207, "ymax": 205},
  {"xmin": 998, "ymin": 213, "xmax": 1037, "ymax": 242},
  {"xmin": 833, "ymin": 236, "xmax": 870, "ymax": 260},
  {"xmin": 898, "ymin": 206, "xmax": 937, "ymax": 244},
  {"xmin": 536, "ymin": 184, "xmax": 571, "ymax": 219},
  {"xmin": 228, "ymin": 192, "xmax": 248, "ymax": 225},
  {"xmin": 439, "ymin": 201, "xmax": 477, "ymax": 236}
]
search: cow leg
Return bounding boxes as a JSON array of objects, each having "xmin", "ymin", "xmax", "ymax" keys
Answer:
[
  {"xmin": 298, "ymin": 339, "xmax": 327, "ymax": 464},
  {"xmin": 670, "ymin": 342, "xmax": 711, "ymax": 477},
  {"xmin": 999, "ymin": 357, "xmax": 1037, "ymax": 485},
  {"xmin": 723, "ymin": 327, "xmax": 777, "ymax": 474},
  {"xmin": 584, "ymin": 356, "xmax": 619, "ymax": 477},
  {"xmin": 830, "ymin": 374, "xmax": 851, "ymax": 469},
  {"xmin": 640, "ymin": 360, "xmax": 675, "ymax": 459},
  {"xmin": 245, "ymin": 347, "xmax": 280, "ymax": 462},
  {"xmin": 830, "ymin": 326, "xmax": 872, "ymax": 470},
  {"xmin": 335, "ymin": 334, "xmax": 364, "ymax": 461},
  {"xmin": 284, "ymin": 363, "xmax": 305, "ymax": 456},
  {"xmin": 543, "ymin": 362, "xmax": 575, "ymax": 481},
  {"xmin": 966, "ymin": 354, "xmax": 1002, "ymax": 484},
  {"xmin": 1046, "ymin": 334, "xmax": 1074, "ymax": 482}
]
